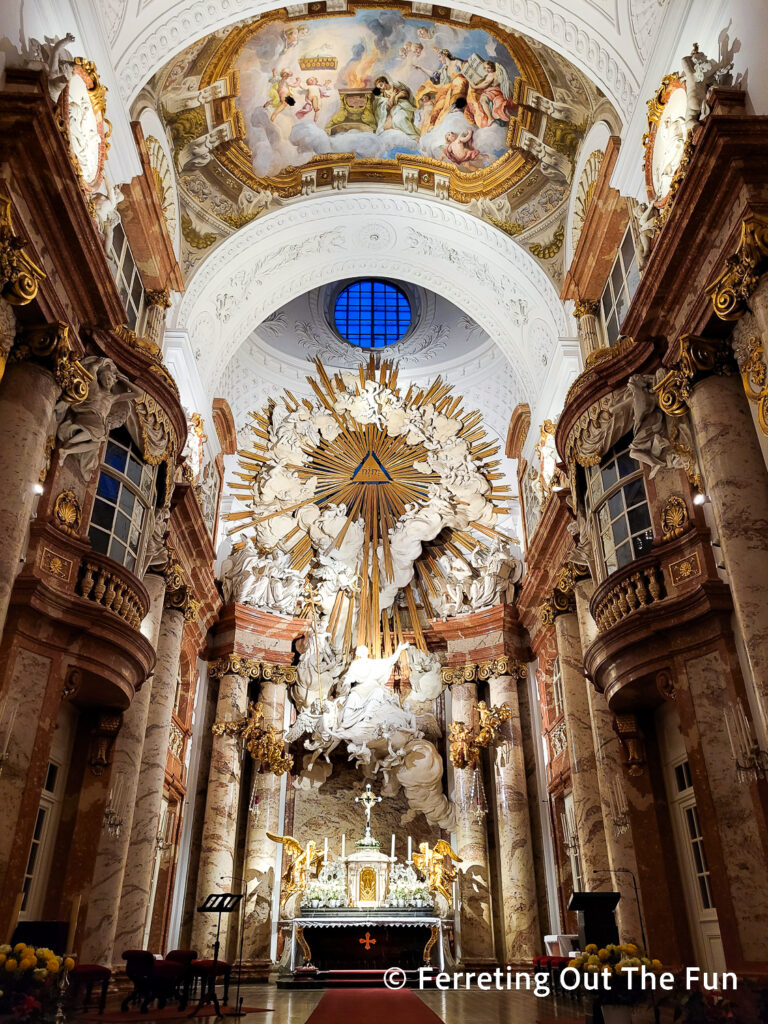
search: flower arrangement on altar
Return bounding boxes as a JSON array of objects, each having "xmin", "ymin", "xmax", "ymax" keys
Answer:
[
  {"xmin": 385, "ymin": 864, "xmax": 434, "ymax": 909},
  {"xmin": 0, "ymin": 943, "xmax": 74, "ymax": 1021},
  {"xmin": 565, "ymin": 943, "xmax": 664, "ymax": 1012},
  {"xmin": 301, "ymin": 859, "xmax": 348, "ymax": 908}
]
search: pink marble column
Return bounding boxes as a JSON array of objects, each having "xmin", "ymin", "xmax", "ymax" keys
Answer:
[
  {"xmin": 488, "ymin": 673, "xmax": 539, "ymax": 961},
  {"xmin": 451, "ymin": 682, "xmax": 495, "ymax": 964},
  {"xmin": 679, "ymin": 648, "xmax": 768, "ymax": 960},
  {"xmin": 80, "ymin": 572, "xmax": 167, "ymax": 966},
  {"xmin": 573, "ymin": 302, "xmax": 601, "ymax": 360},
  {"xmin": 688, "ymin": 371, "xmax": 768, "ymax": 739},
  {"xmin": 192, "ymin": 665, "xmax": 250, "ymax": 957},
  {"xmin": 0, "ymin": 359, "xmax": 58, "ymax": 633},
  {"xmin": 242, "ymin": 679, "xmax": 286, "ymax": 967},
  {"xmin": 114, "ymin": 604, "xmax": 185, "ymax": 952},
  {"xmin": 554, "ymin": 611, "xmax": 610, "ymax": 893},
  {"xmin": 574, "ymin": 583, "xmax": 644, "ymax": 943}
]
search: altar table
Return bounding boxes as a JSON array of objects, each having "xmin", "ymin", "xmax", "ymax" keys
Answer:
[{"xmin": 283, "ymin": 909, "xmax": 450, "ymax": 973}]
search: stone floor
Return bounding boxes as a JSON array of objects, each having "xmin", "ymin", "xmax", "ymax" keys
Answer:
[{"xmin": 70, "ymin": 982, "xmax": 588, "ymax": 1023}]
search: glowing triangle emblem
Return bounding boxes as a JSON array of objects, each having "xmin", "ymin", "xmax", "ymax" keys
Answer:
[{"xmin": 353, "ymin": 452, "xmax": 391, "ymax": 483}]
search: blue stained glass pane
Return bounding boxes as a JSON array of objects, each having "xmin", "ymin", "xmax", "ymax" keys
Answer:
[
  {"xmin": 97, "ymin": 473, "xmax": 120, "ymax": 502},
  {"xmin": 334, "ymin": 280, "xmax": 411, "ymax": 349}
]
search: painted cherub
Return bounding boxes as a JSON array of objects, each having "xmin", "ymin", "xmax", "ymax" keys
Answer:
[
  {"xmin": 443, "ymin": 128, "xmax": 480, "ymax": 165},
  {"xmin": 264, "ymin": 68, "xmax": 300, "ymax": 121},
  {"xmin": 295, "ymin": 77, "xmax": 333, "ymax": 122}
]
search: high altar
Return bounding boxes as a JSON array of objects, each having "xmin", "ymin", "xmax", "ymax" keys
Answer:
[{"xmin": 273, "ymin": 785, "xmax": 457, "ymax": 978}]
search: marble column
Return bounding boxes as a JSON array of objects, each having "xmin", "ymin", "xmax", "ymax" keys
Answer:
[
  {"xmin": 242, "ymin": 678, "xmax": 287, "ymax": 966},
  {"xmin": 80, "ymin": 572, "xmax": 167, "ymax": 965},
  {"xmin": 0, "ymin": 359, "xmax": 58, "ymax": 634},
  {"xmin": 114, "ymin": 604, "xmax": 186, "ymax": 952},
  {"xmin": 687, "ymin": 371, "xmax": 768, "ymax": 741},
  {"xmin": 553, "ymin": 611, "xmax": 610, "ymax": 893},
  {"xmin": 573, "ymin": 583, "xmax": 644, "ymax": 944},
  {"xmin": 488, "ymin": 674, "xmax": 539, "ymax": 961},
  {"xmin": 192, "ymin": 666, "xmax": 250, "ymax": 957},
  {"xmin": 451, "ymin": 682, "xmax": 495, "ymax": 964},
  {"xmin": 573, "ymin": 301, "xmax": 601, "ymax": 360}
]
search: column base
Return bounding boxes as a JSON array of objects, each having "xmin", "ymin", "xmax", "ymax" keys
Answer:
[{"xmin": 235, "ymin": 960, "xmax": 273, "ymax": 983}]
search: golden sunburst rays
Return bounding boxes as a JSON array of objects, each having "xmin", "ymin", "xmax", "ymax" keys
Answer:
[{"xmin": 224, "ymin": 355, "xmax": 513, "ymax": 658}]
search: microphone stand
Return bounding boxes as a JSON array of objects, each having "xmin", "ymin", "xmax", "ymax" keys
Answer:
[
  {"xmin": 220, "ymin": 872, "xmax": 248, "ymax": 1017},
  {"xmin": 592, "ymin": 867, "xmax": 647, "ymax": 952}
]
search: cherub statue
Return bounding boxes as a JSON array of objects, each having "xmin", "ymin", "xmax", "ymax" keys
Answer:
[
  {"xmin": 412, "ymin": 839, "xmax": 461, "ymax": 907},
  {"xmin": 26, "ymin": 33, "xmax": 76, "ymax": 102},
  {"xmin": 266, "ymin": 833, "xmax": 323, "ymax": 906}
]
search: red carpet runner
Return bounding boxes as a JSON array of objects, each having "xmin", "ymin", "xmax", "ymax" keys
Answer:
[{"xmin": 305, "ymin": 989, "xmax": 444, "ymax": 1024}]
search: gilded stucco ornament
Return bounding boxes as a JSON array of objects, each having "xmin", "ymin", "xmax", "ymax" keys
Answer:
[
  {"xmin": 440, "ymin": 656, "xmax": 525, "ymax": 687},
  {"xmin": 733, "ymin": 333, "xmax": 768, "ymax": 437},
  {"xmin": 57, "ymin": 58, "xmax": 110, "ymax": 194},
  {"xmin": 709, "ymin": 215, "xmax": 768, "ymax": 321},
  {"xmin": 448, "ymin": 701, "xmax": 513, "ymax": 769},
  {"xmin": 161, "ymin": 549, "xmax": 199, "ymax": 621},
  {"xmin": 212, "ymin": 700, "xmax": 293, "ymax": 775},
  {"xmin": 53, "ymin": 490, "xmax": 82, "ymax": 537},
  {"xmin": 660, "ymin": 495, "xmax": 689, "ymax": 542},
  {"xmin": 13, "ymin": 322, "xmax": 92, "ymax": 404},
  {"xmin": 0, "ymin": 197, "xmax": 46, "ymax": 309},
  {"xmin": 539, "ymin": 560, "xmax": 589, "ymax": 626}
]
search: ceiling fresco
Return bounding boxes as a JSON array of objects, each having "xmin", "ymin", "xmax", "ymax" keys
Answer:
[{"xmin": 143, "ymin": 4, "xmax": 606, "ymax": 288}]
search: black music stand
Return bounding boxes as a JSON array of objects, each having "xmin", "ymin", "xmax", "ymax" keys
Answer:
[{"xmin": 192, "ymin": 893, "xmax": 243, "ymax": 1017}]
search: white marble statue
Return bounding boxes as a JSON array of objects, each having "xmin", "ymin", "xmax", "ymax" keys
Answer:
[
  {"xmin": 311, "ymin": 553, "xmax": 359, "ymax": 616},
  {"xmin": 56, "ymin": 356, "xmax": 142, "ymax": 478},
  {"xmin": 627, "ymin": 371, "xmax": 699, "ymax": 481},
  {"xmin": 439, "ymin": 554, "xmax": 473, "ymax": 618},
  {"xmin": 294, "ymin": 622, "xmax": 344, "ymax": 711},
  {"xmin": 220, "ymin": 537, "xmax": 266, "ymax": 605},
  {"xmin": 143, "ymin": 505, "xmax": 171, "ymax": 572},
  {"xmin": 681, "ymin": 43, "xmax": 734, "ymax": 133},
  {"xmin": 467, "ymin": 537, "xmax": 522, "ymax": 609},
  {"xmin": 25, "ymin": 33, "xmax": 75, "ymax": 102},
  {"xmin": 92, "ymin": 177, "xmax": 124, "ymax": 254},
  {"xmin": 406, "ymin": 647, "xmax": 444, "ymax": 702},
  {"xmin": 635, "ymin": 201, "xmax": 659, "ymax": 268}
]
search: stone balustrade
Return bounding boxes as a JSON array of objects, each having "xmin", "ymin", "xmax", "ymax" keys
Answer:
[
  {"xmin": 592, "ymin": 560, "xmax": 665, "ymax": 633},
  {"xmin": 77, "ymin": 556, "xmax": 148, "ymax": 629}
]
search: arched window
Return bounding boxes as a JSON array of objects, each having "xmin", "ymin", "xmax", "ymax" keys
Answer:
[
  {"xmin": 333, "ymin": 280, "xmax": 411, "ymax": 348},
  {"xmin": 586, "ymin": 438, "xmax": 653, "ymax": 577},
  {"xmin": 88, "ymin": 428, "xmax": 157, "ymax": 574}
]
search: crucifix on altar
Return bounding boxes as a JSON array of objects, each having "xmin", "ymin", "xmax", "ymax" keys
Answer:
[{"xmin": 355, "ymin": 783, "xmax": 382, "ymax": 847}]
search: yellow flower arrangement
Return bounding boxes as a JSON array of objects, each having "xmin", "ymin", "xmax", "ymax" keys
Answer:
[
  {"xmin": 566, "ymin": 943, "xmax": 664, "ymax": 978},
  {"xmin": 0, "ymin": 943, "xmax": 76, "ymax": 1018}
]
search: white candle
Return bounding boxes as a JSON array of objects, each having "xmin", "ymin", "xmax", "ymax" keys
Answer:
[
  {"xmin": 391, "ymin": 834, "xmax": 395, "ymax": 860},
  {"xmin": 407, "ymin": 835, "xmax": 412, "ymax": 862},
  {"xmin": 341, "ymin": 833, "xmax": 346, "ymax": 859},
  {"xmin": 324, "ymin": 837, "xmax": 328, "ymax": 862}
]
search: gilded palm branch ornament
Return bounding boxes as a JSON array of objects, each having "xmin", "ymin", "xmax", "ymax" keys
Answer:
[{"xmin": 226, "ymin": 356, "xmax": 513, "ymax": 659}]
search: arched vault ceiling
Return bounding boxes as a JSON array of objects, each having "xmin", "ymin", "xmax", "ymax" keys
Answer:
[
  {"xmin": 173, "ymin": 191, "xmax": 567, "ymax": 403},
  {"xmin": 101, "ymin": 0, "xmax": 664, "ymax": 125}
]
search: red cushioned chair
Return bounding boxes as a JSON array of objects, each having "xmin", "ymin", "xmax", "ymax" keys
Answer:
[
  {"xmin": 68, "ymin": 964, "xmax": 111, "ymax": 1014},
  {"xmin": 164, "ymin": 949, "xmax": 198, "ymax": 1009},
  {"xmin": 191, "ymin": 958, "xmax": 232, "ymax": 1012}
]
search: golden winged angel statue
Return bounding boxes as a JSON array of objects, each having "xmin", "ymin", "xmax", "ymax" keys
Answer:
[
  {"xmin": 267, "ymin": 832, "xmax": 323, "ymax": 906},
  {"xmin": 412, "ymin": 839, "xmax": 462, "ymax": 906}
]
